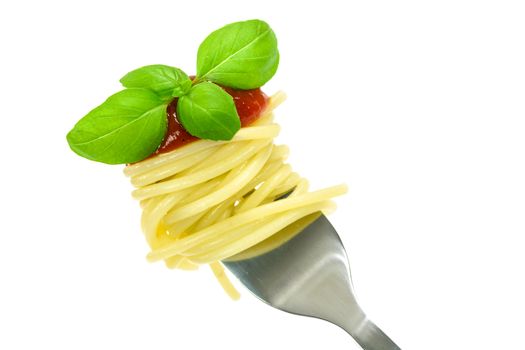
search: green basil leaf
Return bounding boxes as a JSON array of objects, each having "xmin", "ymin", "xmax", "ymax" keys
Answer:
[
  {"xmin": 196, "ymin": 19, "xmax": 279, "ymax": 89},
  {"xmin": 120, "ymin": 64, "xmax": 192, "ymax": 98},
  {"xmin": 66, "ymin": 89, "xmax": 167, "ymax": 164},
  {"xmin": 177, "ymin": 82, "xmax": 240, "ymax": 140}
]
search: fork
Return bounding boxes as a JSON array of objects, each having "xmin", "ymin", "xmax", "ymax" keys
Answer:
[{"xmin": 223, "ymin": 212, "xmax": 401, "ymax": 350}]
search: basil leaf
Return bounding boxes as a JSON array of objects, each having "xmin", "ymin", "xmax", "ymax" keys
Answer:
[
  {"xmin": 120, "ymin": 65, "xmax": 192, "ymax": 98},
  {"xmin": 66, "ymin": 89, "xmax": 167, "ymax": 164},
  {"xmin": 177, "ymin": 82, "xmax": 240, "ymax": 140},
  {"xmin": 196, "ymin": 19, "xmax": 279, "ymax": 89}
]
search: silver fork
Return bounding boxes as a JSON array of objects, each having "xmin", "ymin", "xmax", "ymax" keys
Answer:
[{"xmin": 223, "ymin": 212, "xmax": 401, "ymax": 350}]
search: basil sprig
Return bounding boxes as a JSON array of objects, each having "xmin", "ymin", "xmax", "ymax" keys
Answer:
[{"xmin": 67, "ymin": 19, "xmax": 279, "ymax": 164}]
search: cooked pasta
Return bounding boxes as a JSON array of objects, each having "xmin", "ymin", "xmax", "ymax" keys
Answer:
[{"xmin": 124, "ymin": 92, "xmax": 347, "ymax": 299}]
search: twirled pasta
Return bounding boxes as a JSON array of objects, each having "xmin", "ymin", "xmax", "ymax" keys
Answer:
[{"xmin": 124, "ymin": 92, "xmax": 347, "ymax": 299}]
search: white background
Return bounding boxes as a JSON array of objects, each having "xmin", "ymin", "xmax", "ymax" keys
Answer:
[{"xmin": 1, "ymin": 1, "xmax": 524, "ymax": 349}]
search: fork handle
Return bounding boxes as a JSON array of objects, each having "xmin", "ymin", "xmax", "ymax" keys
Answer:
[{"xmin": 345, "ymin": 318, "xmax": 401, "ymax": 350}]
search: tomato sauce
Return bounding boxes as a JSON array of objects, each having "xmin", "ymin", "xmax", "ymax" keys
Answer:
[{"xmin": 153, "ymin": 86, "xmax": 268, "ymax": 156}]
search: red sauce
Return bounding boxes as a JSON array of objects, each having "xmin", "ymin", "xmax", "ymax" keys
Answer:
[
  {"xmin": 153, "ymin": 86, "xmax": 268, "ymax": 156},
  {"xmin": 222, "ymin": 87, "xmax": 268, "ymax": 127},
  {"xmin": 154, "ymin": 100, "xmax": 198, "ymax": 155}
]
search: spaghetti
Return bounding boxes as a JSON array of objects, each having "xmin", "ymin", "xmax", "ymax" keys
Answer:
[{"xmin": 124, "ymin": 92, "xmax": 347, "ymax": 299}]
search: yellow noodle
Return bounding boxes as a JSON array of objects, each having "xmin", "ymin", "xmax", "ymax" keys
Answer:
[
  {"xmin": 166, "ymin": 145, "xmax": 273, "ymax": 222},
  {"xmin": 189, "ymin": 202, "xmax": 337, "ymax": 264},
  {"xmin": 146, "ymin": 185, "xmax": 347, "ymax": 262},
  {"xmin": 132, "ymin": 140, "xmax": 271, "ymax": 200},
  {"xmin": 131, "ymin": 147, "xmax": 217, "ymax": 187},
  {"xmin": 209, "ymin": 262, "xmax": 240, "ymax": 300}
]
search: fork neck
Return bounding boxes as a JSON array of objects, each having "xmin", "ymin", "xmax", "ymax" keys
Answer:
[{"xmin": 340, "ymin": 315, "xmax": 401, "ymax": 350}]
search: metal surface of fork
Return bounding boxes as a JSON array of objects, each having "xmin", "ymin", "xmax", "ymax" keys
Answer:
[{"xmin": 223, "ymin": 213, "xmax": 401, "ymax": 350}]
